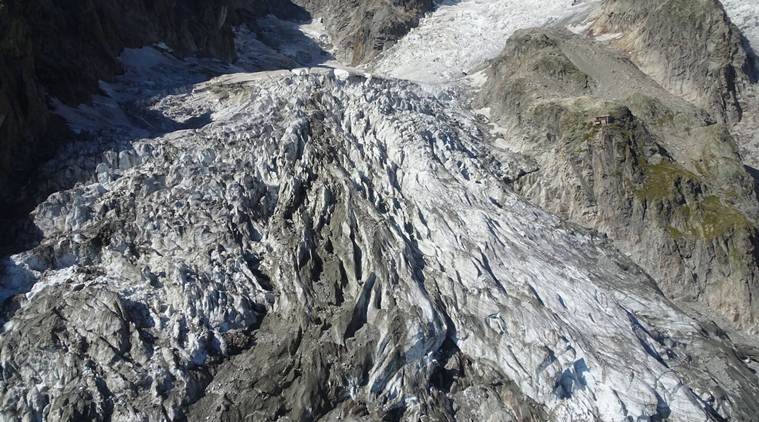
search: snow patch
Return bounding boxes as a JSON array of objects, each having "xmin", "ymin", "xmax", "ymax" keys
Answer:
[
  {"xmin": 372, "ymin": 0, "xmax": 594, "ymax": 83},
  {"xmin": 333, "ymin": 68, "xmax": 351, "ymax": 80},
  {"xmin": 595, "ymin": 32, "xmax": 623, "ymax": 42},
  {"xmin": 722, "ymin": 0, "xmax": 759, "ymax": 57}
]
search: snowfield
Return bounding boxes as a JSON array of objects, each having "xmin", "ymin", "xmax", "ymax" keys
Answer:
[
  {"xmin": 723, "ymin": 0, "xmax": 759, "ymax": 56},
  {"xmin": 372, "ymin": 0, "xmax": 595, "ymax": 83}
]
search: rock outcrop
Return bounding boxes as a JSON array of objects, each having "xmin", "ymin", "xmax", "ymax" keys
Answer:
[
  {"xmin": 295, "ymin": 0, "xmax": 433, "ymax": 64},
  {"xmin": 479, "ymin": 28, "xmax": 759, "ymax": 330},
  {"xmin": 586, "ymin": 0, "xmax": 756, "ymax": 124},
  {"xmin": 0, "ymin": 0, "xmax": 300, "ymax": 214}
]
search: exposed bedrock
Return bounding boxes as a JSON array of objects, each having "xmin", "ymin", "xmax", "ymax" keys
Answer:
[
  {"xmin": 294, "ymin": 0, "xmax": 434, "ymax": 65},
  {"xmin": 479, "ymin": 28, "xmax": 759, "ymax": 330},
  {"xmin": 586, "ymin": 0, "xmax": 757, "ymax": 125}
]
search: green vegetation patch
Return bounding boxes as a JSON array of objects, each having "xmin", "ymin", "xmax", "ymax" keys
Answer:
[
  {"xmin": 635, "ymin": 161, "xmax": 697, "ymax": 201},
  {"xmin": 564, "ymin": 118, "xmax": 601, "ymax": 143},
  {"xmin": 693, "ymin": 196, "xmax": 751, "ymax": 240},
  {"xmin": 670, "ymin": 196, "xmax": 751, "ymax": 241}
]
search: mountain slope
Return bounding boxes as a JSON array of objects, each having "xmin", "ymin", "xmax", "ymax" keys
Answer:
[
  {"xmin": 294, "ymin": 0, "xmax": 434, "ymax": 65},
  {"xmin": 585, "ymin": 0, "xmax": 755, "ymax": 124},
  {"xmin": 3, "ymin": 65, "xmax": 759, "ymax": 421},
  {"xmin": 722, "ymin": 0, "xmax": 759, "ymax": 170},
  {"xmin": 722, "ymin": 0, "xmax": 759, "ymax": 57},
  {"xmin": 371, "ymin": 0, "xmax": 595, "ymax": 83},
  {"xmin": 478, "ymin": 28, "xmax": 759, "ymax": 330},
  {"xmin": 0, "ymin": 0, "xmax": 303, "ymax": 216},
  {"xmin": 2, "ymin": 0, "xmax": 759, "ymax": 421}
]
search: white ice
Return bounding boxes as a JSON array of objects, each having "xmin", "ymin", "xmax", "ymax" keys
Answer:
[
  {"xmin": 371, "ymin": 0, "xmax": 595, "ymax": 83},
  {"xmin": 722, "ymin": 0, "xmax": 759, "ymax": 58}
]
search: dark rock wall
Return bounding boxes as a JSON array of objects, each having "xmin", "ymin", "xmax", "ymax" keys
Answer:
[
  {"xmin": 0, "ymin": 0, "xmax": 293, "ymax": 209},
  {"xmin": 0, "ymin": 3, "xmax": 51, "ymax": 209},
  {"xmin": 295, "ymin": 0, "xmax": 433, "ymax": 65}
]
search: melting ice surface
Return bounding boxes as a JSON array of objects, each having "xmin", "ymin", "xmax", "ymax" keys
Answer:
[
  {"xmin": 371, "ymin": 0, "xmax": 594, "ymax": 83},
  {"xmin": 3, "ymin": 2, "xmax": 759, "ymax": 421}
]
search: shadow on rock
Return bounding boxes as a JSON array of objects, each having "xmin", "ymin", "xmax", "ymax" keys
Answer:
[
  {"xmin": 747, "ymin": 165, "xmax": 759, "ymax": 199},
  {"xmin": 1, "ymin": 2, "xmax": 330, "ymax": 261}
]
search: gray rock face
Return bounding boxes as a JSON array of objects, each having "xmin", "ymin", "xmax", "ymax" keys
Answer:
[
  {"xmin": 586, "ymin": 0, "xmax": 756, "ymax": 124},
  {"xmin": 478, "ymin": 28, "xmax": 759, "ymax": 331},
  {"xmin": 294, "ymin": 0, "xmax": 433, "ymax": 64}
]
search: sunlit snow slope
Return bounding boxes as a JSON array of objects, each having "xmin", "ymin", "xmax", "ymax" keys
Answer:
[
  {"xmin": 372, "ymin": 0, "xmax": 594, "ymax": 82},
  {"xmin": 723, "ymin": 0, "xmax": 759, "ymax": 54}
]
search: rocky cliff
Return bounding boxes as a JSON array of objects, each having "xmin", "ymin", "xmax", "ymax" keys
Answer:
[
  {"xmin": 295, "ymin": 0, "xmax": 433, "ymax": 65},
  {"xmin": 0, "ymin": 0, "xmax": 302, "ymax": 213},
  {"xmin": 587, "ymin": 0, "xmax": 757, "ymax": 124},
  {"xmin": 0, "ymin": 2, "xmax": 54, "ymax": 211},
  {"xmin": 479, "ymin": 28, "xmax": 759, "ymax": 330}
]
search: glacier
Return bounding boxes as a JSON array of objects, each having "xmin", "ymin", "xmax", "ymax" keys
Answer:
[
  {"xmin": 1, "ymin": 0, "xmax": 759, "ymax": 420},
  {"xmin": 371, "ymin": 0, "xmax": 597, "ymax": 83}
]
